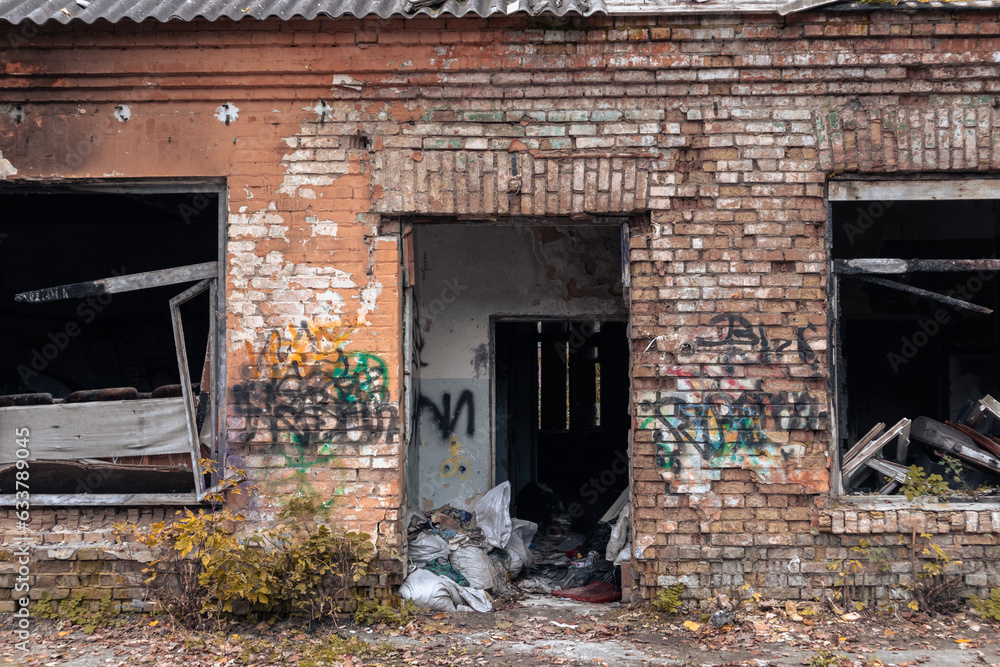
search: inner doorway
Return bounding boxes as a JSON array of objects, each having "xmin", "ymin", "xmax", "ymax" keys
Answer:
[{"xmin": 496, "ymin": 319, "xmax": 629, "ymax": 531}]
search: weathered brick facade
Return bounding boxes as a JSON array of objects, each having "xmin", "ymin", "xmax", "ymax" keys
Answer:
[{"xmin": 3, "ymin": 9, "xmax": 1000, "ymax": 610}]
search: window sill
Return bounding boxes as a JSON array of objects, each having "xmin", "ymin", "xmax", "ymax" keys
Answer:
[
  {"xmin": 835, "ymin": 494, "xmax": 1000, "ymax": 511},
  {"xmin": 0, "ymin": 493, "xmax": 204, "ymax": 506}
]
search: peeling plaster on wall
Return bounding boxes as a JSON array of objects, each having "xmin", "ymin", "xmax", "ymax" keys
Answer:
[
  {"xmin": 308, "ymin": 217, "xmax": 339, "ymax": 237},
  {"xmin": 356, "ymin": 279, "xmax": 383, "ymax": 326},
  {"xmin": 229, "ymin": 203, "xmax": 289, "ymax": 241},
  {"xmin": 471, "ymin": 343, "xmax": 489, "ymax": 379},
  {"xmin": 277, "ymin": 172, "xmax": 335, "ymax": 199},
  {"xmin": 331, "ymin": 74, "xmax": 364, "ymax": 91},
  {"xmin": 0, "ymin": 151, "xmax": 16, "ymax": 178},
  {"xmin": 214, "ymin": 102, "xmax": 240, "ymax": 124},
  {"xmin": 113, "ymin": 104, "xmax": 130, "ymax": 122}
]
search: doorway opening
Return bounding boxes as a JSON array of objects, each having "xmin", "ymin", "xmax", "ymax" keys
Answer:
[
  {"xmin": 408, "ymin": 221, "xmax": 628, "ymax": 518},
  {"xmin": 495, "ymin": 319, "xmax": 629, "ymax": 531}
]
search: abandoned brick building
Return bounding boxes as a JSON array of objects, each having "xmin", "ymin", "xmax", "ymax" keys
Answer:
[{"xmin": 3, "ymin": 0, "xmax": 1000, "ymax": 612}]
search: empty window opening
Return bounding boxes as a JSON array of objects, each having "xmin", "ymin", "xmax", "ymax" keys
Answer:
[
  {"xmin": 833, "ymin": 185, "xmax": 1000, "ymax": 497},
  {"xmin": 0, "ymin": 187, "xmax": 221, "ymax": 499}
]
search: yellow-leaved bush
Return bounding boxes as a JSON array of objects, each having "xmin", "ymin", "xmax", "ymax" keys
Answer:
[{"xmin": 115, "ymin": 492, "xmax": 376, "ymax": 628}]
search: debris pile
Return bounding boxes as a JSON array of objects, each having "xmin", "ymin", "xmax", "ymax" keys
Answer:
[
  {"xmin": 845, "ymin": 394, "xmax": 1000, "ymax": 495},
  {"xmin": 401, "ymin": 481, "xmax": 631, "ymax": 611}
]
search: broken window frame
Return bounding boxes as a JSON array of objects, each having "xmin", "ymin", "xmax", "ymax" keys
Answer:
[
  {"xmin": 0, "ymin": 181, "xmax": 227, "ymax": 506},
  {"xmin": 829, "ymin": 177, "xmax": 1000, "ymax": 503}
]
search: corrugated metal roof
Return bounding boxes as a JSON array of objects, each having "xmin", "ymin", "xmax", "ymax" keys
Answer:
[
  {"xmin": 781, "ymin": 0, "xmax": 1000, "ymax": 13},
  {"xmin": 0, "ymin": 0, "xmax": 603, "ymax": 24}
]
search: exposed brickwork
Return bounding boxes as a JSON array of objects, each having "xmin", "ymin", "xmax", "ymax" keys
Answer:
[{"xmin": 2, "ymin": 10, "xmax": 1000, "ymax": 607}]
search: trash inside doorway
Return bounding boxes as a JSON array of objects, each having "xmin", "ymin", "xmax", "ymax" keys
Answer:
[{"xmin": 404, "ymin": 221, "xmax": 633, "ymax": 610}]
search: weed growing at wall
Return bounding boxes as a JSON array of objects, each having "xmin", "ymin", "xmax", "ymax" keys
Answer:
[
  {"xmin": 114, "ymin": 493, "xmax": 378, "ymax": 629},
  {"xmin": 652, "ymin": 583, "xmax": 684, "ymax": 614},
  {"xmin": 34, "ymin": 592, "xmax": 123, "ymax": 634},
  {"xmin": 827, "ymin": 538, "xmax": 890, "ymax": 612},
  {"xmin": 971, "ymin": 588, "xmax": 1000, "ymax": 621},
  {"xmin": 904, "ymin": 532, "xmax": 963, "ymax": 614}
]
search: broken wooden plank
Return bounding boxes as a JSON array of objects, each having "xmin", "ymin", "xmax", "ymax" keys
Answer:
[
  {"xmin": 170, "ymin": 278, "xmax": 215, "ymax": 496},
  {"xmin": 15, "ymin": 261, "xmax": 218, "ymax": 303},
  {"xmin": 928, "ymin": 438, "xmax": 1000, "ymax": 475},
  {"xmin": 0, "ymin": 396, "xmax": 192, "ymax": 464},
  {"xmin": 866, "ymin": 458, "xmax": 909, "ymax": 484},
  {"xmin": 828, "ymin": 180, "xmax": 1000, "ymax": 202},
  {"xmin": 843, "ymin": 418, "xmax": 911, "ymax": 486},
  {"xmin": 980, "ymin": 395, "xmax": 1000, "ymax": 421},
  {"xmin": 877, "ymin": 479, "xmax": 901, "ymax": 495},
  {"xmin": 945, "ymin": 421, "xmax": 1000, "ymax": 459},
  {"xmin": 834, "ymin": 258, "xmax": 1000, "ymax": 275},
  {"xmin": 852, "ymin": 276, "xmax": 993, "ymax": 315},
  {"xmin": 599, "ymin": 486, "xmax": 630, "ymax": 524},
  {"xmin": 778, "ymin": 0, "xmax": 839, "ymax": 15},
  {"xmin": 842, "ymin": 422, "xmax": 886, "ymax": 469}
]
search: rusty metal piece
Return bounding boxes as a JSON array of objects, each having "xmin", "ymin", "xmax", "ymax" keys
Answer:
[
  {"xmin": 0, "ymin": 393, "xmax": 53, "ymax": 407},
  {"xmin": 150, "ymin": 384, "xmax": 200, "ymax": 399},
  {"xmin": 64, "ymin": 387, "xmax": 139, "ymax": 403}
]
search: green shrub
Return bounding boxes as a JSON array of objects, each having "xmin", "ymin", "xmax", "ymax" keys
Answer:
[{"xmin": 902, "ymin": 465, "xmax": 951, "ymax": 501}]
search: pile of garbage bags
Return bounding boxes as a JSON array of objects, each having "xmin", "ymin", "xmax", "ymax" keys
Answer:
[
  {"xmin": 400, "ymin": 481, "xmax": 632, "ymax": 612},
  {"xmin": 401, "ymin": 482, "xmax": 537, "ymax": 612}
]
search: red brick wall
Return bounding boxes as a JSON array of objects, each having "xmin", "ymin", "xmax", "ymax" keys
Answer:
[{"xmin": 2, "ymin": 10, "xmax": 1000, "ymax": 607}]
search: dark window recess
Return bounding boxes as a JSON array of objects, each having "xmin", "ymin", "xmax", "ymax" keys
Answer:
[
  {"xmin": 0, "ymin": 190, "xmax": 219, "ymax": 497},
  {"xmin": 833, "ymin": 198, "xmax": 1000, "ymax": 496},
  {"xmin": 497, "ymin": 320, "xmax": 628, "ymax": 530}
]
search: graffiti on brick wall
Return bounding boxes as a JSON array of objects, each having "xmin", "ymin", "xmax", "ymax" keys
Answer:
[
  {"xmin": 639, "ymin": 379, "xmax": 824, "ymax": 475},
  {"xmin": 418, "ymin": 390, "xmax": 475, "ymax": 439},
  {"xmin": 233, "ymin": 320, "xmax": 398, "ymax": 498},
  {"xmin": 695, "ymin": 315, "xmax": 819, "ymax": 369}
]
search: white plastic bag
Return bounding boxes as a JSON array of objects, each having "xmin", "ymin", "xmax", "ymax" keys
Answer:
[
  {"xmin": 399, "ymin": 569, "xmax": 460, "ymax": 612},
  {"xmin": 449, "ymin": 545, "xmax": 500, "ymax": 590},
  {"xmin": 505, "ymin": 518, "xmax": 537, "ymax": 577},
  {"xmin": 473, "ymin": 481, "xmax": 512, "ymax": 550},
  {"xmin": 399, "ymin": 568, "xmax": 493, "ymax": 613},
  {"xmin": 408, "ymin": 531, "xmax": 450, "ymax": 564},
  {"xmin": 605, "ymin": 504, "xmax": 631, "ymax": 562}
]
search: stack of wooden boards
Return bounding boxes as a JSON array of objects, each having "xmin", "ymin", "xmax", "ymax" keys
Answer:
[{"xmin": 843, "ymin": 395, "xmax": 1000, "ymax": 494}]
